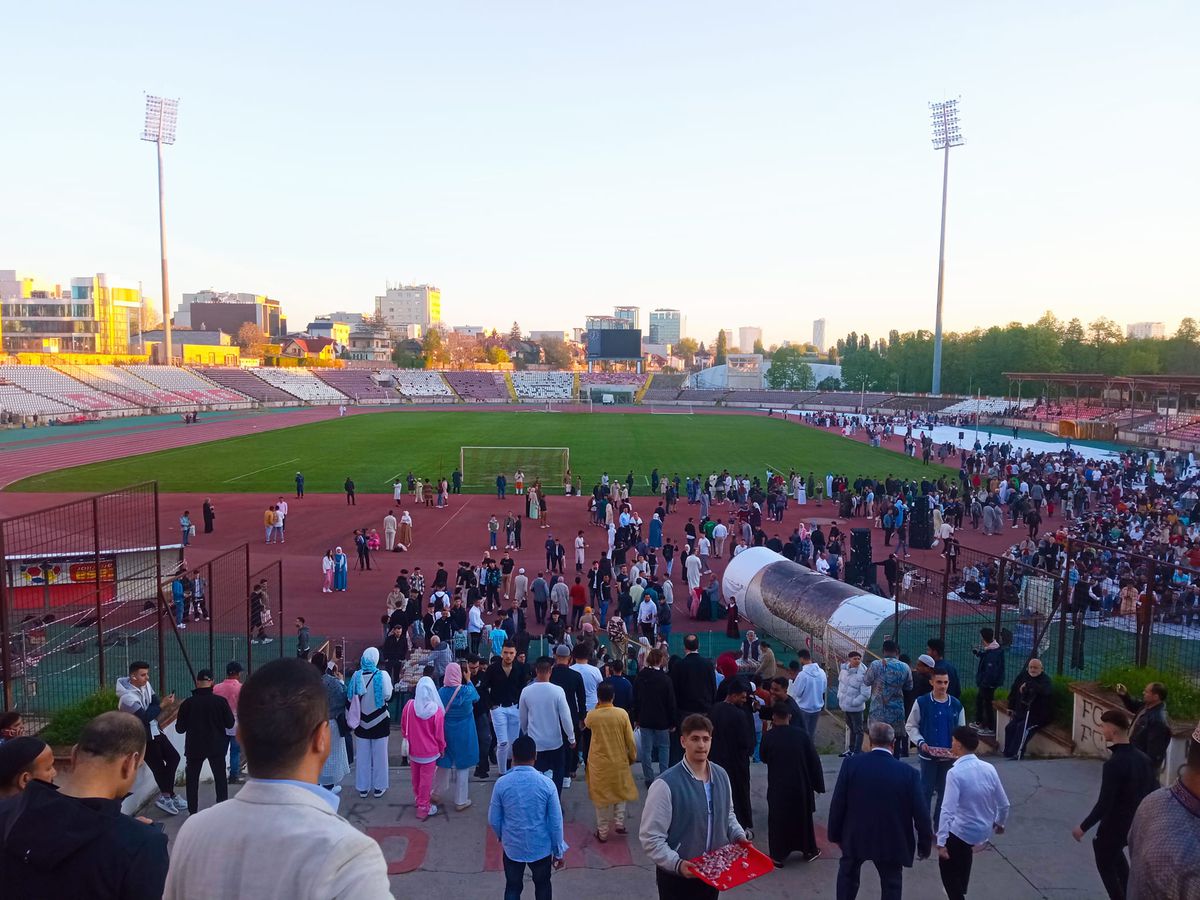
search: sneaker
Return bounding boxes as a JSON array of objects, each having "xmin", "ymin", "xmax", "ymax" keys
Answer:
[
  {"xmin": 838, "ymin": 750, "xmax": 853, "ymax": 758},
  {"xmin": 977, "ymin": 727, "xmax": 995, "ymax": 736},
  {"xmin": 325, "ymin": 785, "xmax": 343, "ymax": 795},
  {"xmin": 171, "ymin": 795, "xmax": 188, "ymax": 813},
  {"xmin": 261, "ymin": 637, "xmax": 274, "ymax": 644},
  {"xmin": 472, "ymin": 772, "xmax": 490, "ymax": 781},
  {"xmin": 359, "ymin": 791, "xmax": 369, "ymax": 798},
  {"xmin": 455, "ymin": 800, "xmax": 473, "ymax": 811},
  {"xmin": 178, "ymin": 623, "xmax": 187, "ymax": 629},
  {"xmin": 562, "ymin": 777, "xmax": 572, "ymax": 789},
  {"xmin": 155, "ymin": 795, "xmax": 180, "ymax": 815},
  {"xmin": 803, "ymin": 849, "xmax": 822, "ymax": 863},
  {"xmin": 427, "ymin": 804, "xmax": 439, "ymax": 817},
  {"xmin": 373, "ymin": 789, "xmax": 386, "ymax": 798}
]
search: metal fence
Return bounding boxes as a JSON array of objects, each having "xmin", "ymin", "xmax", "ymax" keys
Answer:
[{"xmin": 1, "ymin": 484, "xmax": 287, "ymax": 728}]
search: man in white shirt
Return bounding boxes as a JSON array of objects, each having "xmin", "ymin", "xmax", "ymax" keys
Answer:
[
  {"xmin": 383, "ymin": 512, "xmax": 397, "ymax": 552},
  {"xmin": 570, "ymin": 644, "xmax": 604, "ymax": 713},
  {"xmin": 711, "ymin": 521, "xmax": 729, "ymax": 559},
  {"xmin": 815, "ymin": 552, "xmax": 831, "ymax": 576},
  {"xmin": 937, "ymin": 726, "xmax": 1010, "ymax": 900},
  {"xmin": 697, "ymin": 535, "xmax": 711, "ymax": 573},
  {"xmin": 788, "ymin": 648, "xmax": 828, "ymax": 738},
  {"xmin": 512, "ymin": 568, "xmax": 529, "ymax": 608},
  {"xmin": 637, "ymin": 593, "xmax": 658, "ymax": 641},
  {"xmin": 574, "ymin": 531, "xmax": 588, "ymax": 572},
  {"xmin": 518, "ymin": 657, "xmax": 576, "ymax": 795},
  {"xmin": 467, "ymin": 598, "xmax": 486, "ymax": 656}
]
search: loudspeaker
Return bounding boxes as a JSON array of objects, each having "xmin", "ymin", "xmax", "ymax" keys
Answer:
[
  {"xmin": 848, "ymin": 527, "xmax": 874, "ymax": 586},
  {"xmin": 909, "ymin": 494, "xmax": 934, "ymax": 550}
]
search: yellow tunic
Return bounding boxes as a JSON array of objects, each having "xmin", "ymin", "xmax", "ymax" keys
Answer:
[{"xmin": 584, "ymin": 703, "xmax": 639, "ymax": 806}]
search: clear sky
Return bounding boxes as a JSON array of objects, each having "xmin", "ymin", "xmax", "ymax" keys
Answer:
[{"xmin": 3, "ymin": 2, "xmax": 1197, "ymax": 347}]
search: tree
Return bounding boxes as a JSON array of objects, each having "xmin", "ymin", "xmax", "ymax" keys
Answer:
[
  {"xmin": 1175, "ymin": 318, "xmax": 1199, "ymax": 343},
  {"xmin": 236, "ymin": 322, "xmax": 267, "ymax": 356},
  {"xmin": 486, "ymin": 346, "xmax": 510, "ymax": 364},
  {"xmin": 540, "ymin": 336, "xmax": 573, "ymax": 369},
  {"xmin": 765, "ymin": 347, "xmax": 815, "ymax": 390},
  {"xmin": 675, "ymin": 337, "xmax": 699, "ymax": 367},
  {"xmin": 391, "ymin": 342, "xmax": 423, "ymax": 368},
  {"xmin": 421, "ymin": 328, "xmax": 448, "ymax": 368},
  {"xmin": 509, "ymin": 321, "xmax": 522, "ymax": 342},
  {"xmin": 715, "ymin": 330, "xmax": 728, "ymax": 365},
  {"xmin": 752, "ymin": 338, "xmax": 766, "ymax": 355},
  {"xmin": 817, "ymin": 375, "xmax": 841, "ymax": 390}
]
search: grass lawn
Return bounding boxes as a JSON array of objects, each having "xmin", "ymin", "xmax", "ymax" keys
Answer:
[{"xmin": 8, "ymin": 411, "xmax": 954, "ymax": 494}]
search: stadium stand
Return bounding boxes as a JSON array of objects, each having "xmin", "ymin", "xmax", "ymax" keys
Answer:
[
  {"xmin": 443, "ymin": 371, "xmax": 508, "ymax": 401},
  {"xmin": 125, "ymin": 364, "xmax": 250, "ymax": 404},
  {"xmin": 253, "ymin": 368, "xmax": 349, "ymax": 402},
  {"xmin": 512, "ymin": 371, "xmax": 574, "ymax": 400},
  {"xmin": 676, "ymin": 388, "xmax": 730, "ymax": 402},
  {"xmin": 56, "ymin": 365, "xmax": 192, "ymax": 408},
  {"xmin": 201, "ymin": 368, "xmax": 300, "ymax": 403},
  {"xmin": 724, "ymin": 389, "xmax": 820, "ymax": 405},
  {"xmin": 579, "ymin": 372, "xmax": 647, "ymax": 388},
  {"xmin": 938, "ymin": 396, "xmax": 1036, "ymax": 416},
  {"xmin": 0, "ymin": 365, "xmax": 131, "ymax": 411},
  {"xmin": 385, "ymin": 370, "xmax": 456, "ymax": 399},
  {"xmin": 0, "ymin": 383, "xmax": 79, "ymax": 418},
  {"xmin": 642, "ymin": 373, "xmax": 686, "ymax": 401},
  {"xmin": 315, "ymin": 370, "xmax": 396, "ymax": 401}
]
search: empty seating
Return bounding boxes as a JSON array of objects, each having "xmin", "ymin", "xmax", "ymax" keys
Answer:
[
  {"xmin": 940, "ymin": 397, "xmax": 1036, "ymax": 416},
  {"xmin": 579, "ymin": 372, "xmax": 647, "ymax": 388},
  {"xmin": 0, "ymin": 384, "xmax": 79, "ymax": 417},
  {"xmin": 443, "ymin": 371, "xmax": 508, "ymax": 401},
  {"xmin": 0, "ymin": 366, "xmax": 129, "ymax": 411},
  {"xmin": 202, "ymin": 368, "xmax": 298, "ymax": 402},
  {"xmin": 253, "ymin": 369, "xmax": 348, "ymax": 402},
  {"xmin": 676, "ymin": 388, "xmax": 730, "ymax": 402},
  {"xmin": 512, "ymin": 371, "xmax": 574, "ymax": 400},
  {"xmin": 386, "ymin": 370, "xmax": 455, "ymax": 399},
  {"xmin": 723, "ymin": 389, "xmax": 819, "ymax": 405},
  {"xmin": 315, "ymin": 370, "xmax": 395, "ymax": 400},
  {"xmin": 129, "ymin": 365, "xmax": 250, "ymax": 404},
  {"xmin": 643, "ymin": 373, "xmax": 685, "ymax": 401},
  {"xmin": 56, "ymin": 365, "xmax": 189, "ymax": 407}
]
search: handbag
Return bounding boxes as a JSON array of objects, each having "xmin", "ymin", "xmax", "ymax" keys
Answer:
[
  {"xmin": 346, "ymin": 693, "xmax": 362, "ymax": 730},
  {"xmin": 189, "ymin": 524, "xmax": 196, "ymax": 537}
]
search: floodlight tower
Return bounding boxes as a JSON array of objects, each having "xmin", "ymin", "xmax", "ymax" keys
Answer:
[
  {"xmin": 929, "ymin": 97, "xmax": 963, "ymax": 396},
  {"xmin": 141, "ymin": 95, "xmax": 179, "ymax": 364}
]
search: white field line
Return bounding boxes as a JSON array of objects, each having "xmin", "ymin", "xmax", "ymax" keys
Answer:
[{"xmin": 222, "ymin": 457, "xmax": 301, "ymax": 484}]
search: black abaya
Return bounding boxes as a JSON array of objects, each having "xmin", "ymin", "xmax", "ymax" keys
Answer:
[
  {"xmin": 708, "ymin": 700, "xmax": 757, "ymax": 829},
  {"xmin": 760, "ymin": 722, "xmax": 825, "ymax": 862}
]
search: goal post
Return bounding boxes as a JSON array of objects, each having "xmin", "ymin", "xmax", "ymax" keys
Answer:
[{"xmin": 459, "ymin": 446, "xmax": 570, "ymax": 492}]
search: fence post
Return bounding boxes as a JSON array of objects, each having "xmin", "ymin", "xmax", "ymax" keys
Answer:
[
  {"xmin": 245, "ymin": 544, "xmax": 253, "ymax": 674},
  {"xmin": 154, "ymin": 485, "xmax": 166, "ymax": 696},
  {"xmin": 938, "ymin": 558, "xmax": 950, "ymax": 644},
  {"xmin": 206, "ymin": 560, "xmax": 215, "ymax": 674},
  {"xmin": 93, "ymin": 496, "xmax": 105, "ymax": 691},
  {"xmin": 994, "ymin": 557, "xmax": 1007, "ymax": 645},
  {"xmin": 1056, "ymin": 541, "xmax": 1074, "ymax": 676},
  {"xmin": 0, "ymin": 523, "xmax": 10, "ymax": 712}
]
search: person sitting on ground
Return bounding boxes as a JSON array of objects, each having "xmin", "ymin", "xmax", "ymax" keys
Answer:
[
  {"xmin": 1002, "ymin": 658, "xmax": 1054, "ymax": 759},
  {"xmin": 164, "ymin": 658, "xmax": 390, "ymax": 899},
  {"xmin": 0, "ymin": 711, "xmax": 170, "ymax": 898}
]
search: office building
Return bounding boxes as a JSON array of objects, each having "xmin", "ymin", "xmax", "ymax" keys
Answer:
[
  {"xmin": 648, "ymin": 308, "xmax": 682, "ymax": 345},
  {"xmin": 176, "ymin": 290, "xmax": 287, "ymax": 337},
  {"xmin": 1126, "ymin": 321, "xmax": 1165, "ymax": 340},
  {"xmin": 1, "ymin": 269, "xmax": 142, "ymax": 354},
  {"xmin": 375, "ymin": 283, "xmax": 441, "ymax": 332},
  {"xmin": 812, "ymin": 318, "xmax": 827, "ymax": 352},
  {"xmin": 738, "ymin": 326, "xmax": 763, "ymax": 352},
  {"xmin": 613, "ymin": 306, "xmax": 639, "ymax": 330},
  {"xmin": 585, "ymin": 314, "xmax": 631, "ymax": 331}
]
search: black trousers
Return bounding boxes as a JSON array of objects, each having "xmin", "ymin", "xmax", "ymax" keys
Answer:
[
  {"xmin": 185, "ymin": 748, "xmax": 229, "ymax": 814},
  {"xmin": 837, "ymin": 856, "xmax": 902, "ymax": 900},
  {"xmin": 1093, "ymin": 832, "xmax": 1130, "ymax": 900},
  {"xmin": 145, "ymin": 733, "xmax": 180, "ymax": 795},
  {"xmin": 976, "ymin": 687, "xmax": 996, "ymax": 729},
  {"xmin": 938, "ymin": 833, "xmax": 973, "ymax": 900},
  {"xmin": 655, "ymin": 867, "xmax": 718, "ymax": 900},
  {"xmin": 503, "ymin": 853, "xmax": 552, "ymax": 900}
]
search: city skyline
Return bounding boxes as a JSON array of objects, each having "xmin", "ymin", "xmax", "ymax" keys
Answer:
[{"xmin": 2, "ymin": 3, "xmax": 1197, "ymax": 347}]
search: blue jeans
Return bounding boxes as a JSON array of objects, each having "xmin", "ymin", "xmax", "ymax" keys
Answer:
[
  {"xmin": 800, "ymin": 710, "xmax": 822, "ymax": 740},
  {"xmin": 658, "ymin": 624, "xmax": 671, "ymax": 647},
  {"xmin": 490, "ymin": 532, "xmax": 498, "ymax": 548},
  {"xmin": 598, "ymin": 601, "xmax": 609, "ymax": 627},
  {"xmin": 503, "ymin": 853, "xmax": 552, "ymax": 900},
  {"xmin": 919, "ymin": 755, "xmax": 952, "ymax": 823},
  {"xmin": 174, "ymin": 598, "xmax": 185, "ymax": 626},
  {"xmin": 181, "ymin": 528, "xmax": 190, "ymax": 547},
  {"xmin": 228, "ymin": 736, "xmax": 241, "ymax": 778},
  {"xmin": 638, "ymin": 727, "xmax": 670, "ymax": 784},
  {"xmin": 844, "ymin": 710, "xmax": 865, "ymax": 755}
]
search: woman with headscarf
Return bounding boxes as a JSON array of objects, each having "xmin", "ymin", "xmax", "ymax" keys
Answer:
[
  {"xmin": 649, "ymin": 513, "xmax": 663, "ymax": 550},
  {"xmin": 433, "ymin": 662, "xmax": 479, "ymax": 811},
  {"xmin": 636, "ymin": 636, "xmax": 653, "ymax": 674},
  {"xmin": 333, "ymin": 547, "xmax": 349, "ymax": 592},
  {"xmin": 315, "ymin": 655, "xmax": 350, "ymax": 792},
  {"xmin": 398, "ymin": 510, "xmax": 413, "ymax": 550},
  {"xmin": 400, "ymin": 676, "xmax": 446, "ymax": 820},
  {"xmin": 321, "ymin": 550, "xmax": 334, "ymax": 593},
  {"xmin": 349, "ymin": 647, "xmax": 394, "ymax": 798},
  {"xmin": 606, "ymin": 614, "xmax": 629, "ymax": 664}
]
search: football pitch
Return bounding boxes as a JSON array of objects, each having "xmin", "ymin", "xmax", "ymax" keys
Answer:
[{"xmin": 8, "ymin": 410, "xmax": 953, "ymax": 494}]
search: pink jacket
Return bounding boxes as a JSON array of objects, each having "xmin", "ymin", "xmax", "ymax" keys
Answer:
[{"xmin": 400, "ymin": 703, "xmax": 446, "ymax": 761}]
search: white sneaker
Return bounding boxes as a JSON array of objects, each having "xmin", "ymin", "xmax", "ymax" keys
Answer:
[
  {"xmin": 562, "ymin": 777, "xmax": 572, "ymax": 789},
  {"xmin": 261, "ymin": 637, "xmax": 274, "ymax": 643},
  {"xmin": 172, "ymin": 795, "xmax": 189, "ymax": 813},
  {"xmin": 427, "ymin": 804, "xmax": 440, "ymax": 817},
  {"xmin": 156, "ymin": 795, "xmax": 180, "ymax": 815}
]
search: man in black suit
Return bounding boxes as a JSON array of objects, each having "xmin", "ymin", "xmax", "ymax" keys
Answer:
[
  {"xmin": 828, "ymin": 721, "xmax": 933, "ymax": 900},
  {"xmin": 668, "ymin": 634, "xmax": 716, "ymax": 766}
]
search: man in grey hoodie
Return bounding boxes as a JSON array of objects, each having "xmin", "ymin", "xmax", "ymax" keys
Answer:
[{"xmin": 116, "ymin": 660, "xmax": 185, "ymax": 815}]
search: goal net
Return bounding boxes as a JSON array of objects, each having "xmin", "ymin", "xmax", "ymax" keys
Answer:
[
  {"xmin": 460, "ymin": 446, "xmax": 570, "ymax": 491},
  {"xmin": 650, "ymin": 404, "xmax": 694, "ymax": 415}
]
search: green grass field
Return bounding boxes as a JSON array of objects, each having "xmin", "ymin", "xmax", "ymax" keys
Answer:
[{"xmin": 8, "ymin": 411, "xmax": 954, "ymax": 494}]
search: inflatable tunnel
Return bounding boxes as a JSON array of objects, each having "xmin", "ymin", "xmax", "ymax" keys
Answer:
[{"xmin": 721, "ymin": 546, "xmax": 911, "ymax": 660}]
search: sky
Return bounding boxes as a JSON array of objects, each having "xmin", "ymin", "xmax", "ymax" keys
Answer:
[{"xmin": 3, "ymin": 2, "xmax": 1198, "ymax": 348}]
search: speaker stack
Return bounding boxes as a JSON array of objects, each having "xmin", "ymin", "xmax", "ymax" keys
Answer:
[
  {"xmin": 909, "ymin": 494, "xmax": 934, "ymax": 550},
  {"xmin": 848, "ymin": 527, "xmax": 874, "ymax": 587}
]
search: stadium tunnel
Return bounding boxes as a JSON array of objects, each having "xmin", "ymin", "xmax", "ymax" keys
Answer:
[{"xmin": 721, "ymin": 546, "xmax": 911, "ymax": 661}]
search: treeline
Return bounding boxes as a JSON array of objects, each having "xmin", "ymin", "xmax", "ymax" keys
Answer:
[{"xmin": 830, "ymin": 314, "xmax": 1200, "ymax": 396}]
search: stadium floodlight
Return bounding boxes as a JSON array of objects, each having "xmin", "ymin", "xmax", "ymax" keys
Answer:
[
  {"xmin": 928, "ymin": 97, "xmax": 964, "ymax": 396},
  {"xmin": 141, "ymin": 94, "xmax": 179, "ymax": 364}
]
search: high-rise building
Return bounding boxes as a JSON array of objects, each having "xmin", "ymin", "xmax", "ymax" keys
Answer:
[
  {"xmin": 812, "ymin": 318, "xmax": 827, "ymax": 352},
  {"xmin": 613, "ymin": 306, "xmax": 639, "ymax": 330},
  {"xmin": 738, "ymin": 326, "xmax": 763, "ymax": 352},
  {"xmin": 720, "ymin": 329, "xmax": 734, "ymax": 350},
  {"xmin": 1, "ymin": 269, "xmax": 142, "ymax": 354},
  {"xmin": 585, "ymin": 315, "xmax": 631, "ymax": 331},
  {"xmin": 375, "ymin": 283, "xmax": 441, "ymax": 332},
  {"xmin": 176, "ymin": 290, "xmax": 287, "ymax": 338},
  {"xmin": 1126, "ymin": 321, "xmax": 1165, "ymax": 340},
  {"xmin": 648, "ymin": 308, "xmax": 681, "ymax": 345}
]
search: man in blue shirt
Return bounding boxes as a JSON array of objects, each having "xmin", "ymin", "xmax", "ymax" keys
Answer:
[{"xmin": 488, "ymin": 735, "xmax": 567, "ymax": 899}]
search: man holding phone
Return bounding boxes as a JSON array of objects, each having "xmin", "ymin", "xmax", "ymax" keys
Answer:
[{"xmin": 116, "ymin": 660, "xmax": 185, "ymax": 815}]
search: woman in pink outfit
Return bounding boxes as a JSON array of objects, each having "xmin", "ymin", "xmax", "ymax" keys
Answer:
[
  {"xmin": 400, "ymin": 676, "xmax": 445, "ymax": 820},
  {"xmin": 321, "ymin": 550, "xmax": 334, "ymax": 593}
]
